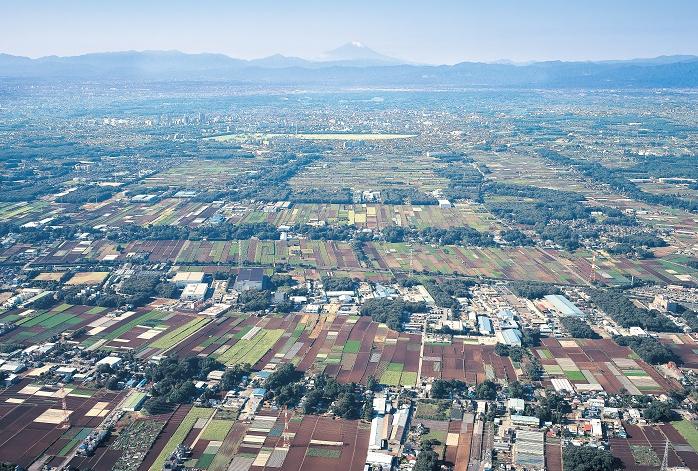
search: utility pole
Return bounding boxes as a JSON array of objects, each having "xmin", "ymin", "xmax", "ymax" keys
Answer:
[
  {"xmin": 590, "ymin": 252, "xmax": 597, "ymax": 284},
  {"xmin": 282, "ymin": 407, "xmax": 291, "ymax": 448},
  {"xmin": 660, "ymin": 439, "xmax": 669, "ymax": 471},
  {"xmin": 409, "ymin": 246, "xmax": 414, "ymax": 275},
  {"xmin": 59, "ymin": 385, "xmax": 70, "ymax": 429}
]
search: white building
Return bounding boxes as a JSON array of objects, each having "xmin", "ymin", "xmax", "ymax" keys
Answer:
[
  {"xmin": 172, "ymin": 271, "xmax": 205, "ymax": 288},
  {"xmin": 365, "ymin": 451, "xmax": 394, "ymax": 469},
  {"xmin": 508, "ymin": 398, "xmax": 525, "ymax": 414},
  {"xmin": 181, "ymin": 283, "xmax": 208, "ymax": 301},
  {"xmin": 96, "ymin": 356, "xmax": 122, "ymax": 369}
]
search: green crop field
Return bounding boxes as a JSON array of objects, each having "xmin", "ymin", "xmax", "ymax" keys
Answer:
[
  {"xmin": 564, "ymin": 370, "xmax": 586, "ymax": 381},
  {"xmin": 307, "ymin": 447, "xmax": 342, "ymax": 458},
  {"xmin": 200, "ymin": 419, "xmax": 234, "ymax": 441},
  {"xmin": 379, "ymin": 370, "xmax": 401, "ymax": 386},
  {"xmin": 51, "ymin": 303, "xmax": 73, "ymax": 313},
  {"xmin": 149, "ymin": 317, "xmax": 209, "ymax": 351},
  {"xmin": 672, "ymin": 420, "xmax": 698, "ymax": 452},
  {"xmin": 343, "ymin": 340, "xmax": 361, "ymax": 353},
  {"xmin": 216, "ymin": 328, "xmax": 284, "ymax": 366},
  {"xmin": 623, "ymin": 370, "xmax": 649, "ymax": 377},
  {"xmin": 400, "ymin": 371, "xmax": 418, "ymax": 387},
  {"xmin": 85, "ymin": 310, "xmax": 165, "ymax": 347}
]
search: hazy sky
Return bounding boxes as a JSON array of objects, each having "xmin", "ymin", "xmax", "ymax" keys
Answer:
[{"xmin": 2, "ymin": 0, "xmax": 698, "ymax": 64}]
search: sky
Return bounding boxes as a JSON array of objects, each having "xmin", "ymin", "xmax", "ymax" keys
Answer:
[{"xmin": 2, "ymin": 0, "xmax": 698, "ymax": 64}]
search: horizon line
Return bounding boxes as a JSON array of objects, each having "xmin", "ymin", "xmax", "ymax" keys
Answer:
[{"xmin": 2, "ymin": 48, "xmax": 698, "ymax": 67}]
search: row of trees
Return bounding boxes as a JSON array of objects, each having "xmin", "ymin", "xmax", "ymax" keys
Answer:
[
  {"xmin": 106, "ymin": 222, "xmax": 280, "ymax": 243},
  {"xmin": 143, "ymin": 356, "xmax": 223, "ymax": 413},
  {"xmin": 509, "ymin": 281, "xmax": 560, "ymax": 299},
  {"xmin": 321, "ymin": 276, "xmax": 357, "ymax": 292},
  {"xmin": 56, "ymin": 185, "xmax": 115, "ymax": 204},
  {"xmin": 589, "ymin": 290, "xmax": 680, "ymax": 333},
  {"xmin": 560, "ymin": 317, "xmax": 600, "ymax": 339},
  {"xmin": 360, "ymin": 298, "xmax": 428, "ymax": 331},
  {"xmin": 539, "ymin": 149, "xmax": 698, "ymax": 212},
  {"xmin": 380, "ymin": 188, "xmax": 438, "ymax": 205},
  {"xmin": 614, "ymin": 336, "xmax": 680, "ymax": 365}
]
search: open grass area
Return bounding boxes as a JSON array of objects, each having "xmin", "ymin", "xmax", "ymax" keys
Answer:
[
  {"xmin": 343, "ymin": 340, "xmax": 361, "ymax": 353},
  {"xmin": 421, "ymin": 429, "xmax": 448, "ymax": 444},
  {"xmin": 415, "ymin": 400, "xmax": 451, "ymax": 421}
]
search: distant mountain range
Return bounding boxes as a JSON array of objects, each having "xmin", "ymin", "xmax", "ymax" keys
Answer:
[{"xmin": 1, "ymin": 44, "xmax": 697, "ymax": 88}]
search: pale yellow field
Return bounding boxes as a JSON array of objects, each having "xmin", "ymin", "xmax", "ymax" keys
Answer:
[
  {"xmin": 66, "ymin": 271, "xmax": 109, "ymax": 285},
  {"xmin": 34, "ymin": 272, "xmax": 65, "ymax": 281}
]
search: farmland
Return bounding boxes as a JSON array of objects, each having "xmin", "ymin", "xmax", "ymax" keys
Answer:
[
  {"xmin": 290, "ymin": 152, "xmax": 449, "ymax": 192},
  {"xmin": 610, "ymin": 423, "xmax": 698, "ymax": 470},
  {"xmin": 21, "ymin": 236, "xmax": 697, "ymax": 288},
  {"xmin": 147, "ymin": 406, "xmax": 214, "ymax": 471},
  {"xmin": 240, "ymin": 202, "xmax": 502, "ymax": 231},
  {"xmin": 366, "ymin": 243, "xmax": 698, "ymax": 286},
  {"xmin": 165, "ymin": 313, "xmax": 515, "ymax": 386},
  {"xmin": 0, "ymin": 381, "xmax": 124, "ymax": 468},
  {"xmin": 0, "ymin": 304, "xmax": 110, "ymax": 344},
  {"xmin": 141, "ymin": 158, "xmax": 269, "ymax": 190},
  {"xmin": 0, "ymin": 307, "xmax": 216, "ymax": 359},
  {"xmin": 534, "ymin": 338, "xmax": 677, "ymax": 395},
  {"xmin": 1, "ymin": 64, "xmax": 698, "ymax": 471}
]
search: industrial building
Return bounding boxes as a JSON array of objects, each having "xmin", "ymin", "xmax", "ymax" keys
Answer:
[
  {"xmin": 544, "ymin": 294, "xmax": 584, "ymax": 317},
  {"xmin": 233, "ymin": 268, "xmax": 266, "ymax": 292},
  {"xmin": 498, "ymin": 328, "xmax": 522, "ymax": 346},
  {"xmin": 513, "ymin": 429, "xmax": 545, "ymax": 469},
  {"xmin": 173, "ymin": 271, "xmax": 205, "ymax": 288},
  {"xmin": 477, "ymin": 315, "xmax": 494, "ymax": 335}
]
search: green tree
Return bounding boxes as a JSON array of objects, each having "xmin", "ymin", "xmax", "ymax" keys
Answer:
[
  {"xmin": 643, "ymin": 401, "xmax": 678, "ymax": 423},
  {"xmin": 563, "ymin": 445, "xmax": 623, "ymax": 471},
  {"xmin": 220, "ymin": 364, "xmax": 252, "ymax": 390},
  {"xmin": 475, "ymin": 380, "xmax": 497, "ymax": 400}
]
